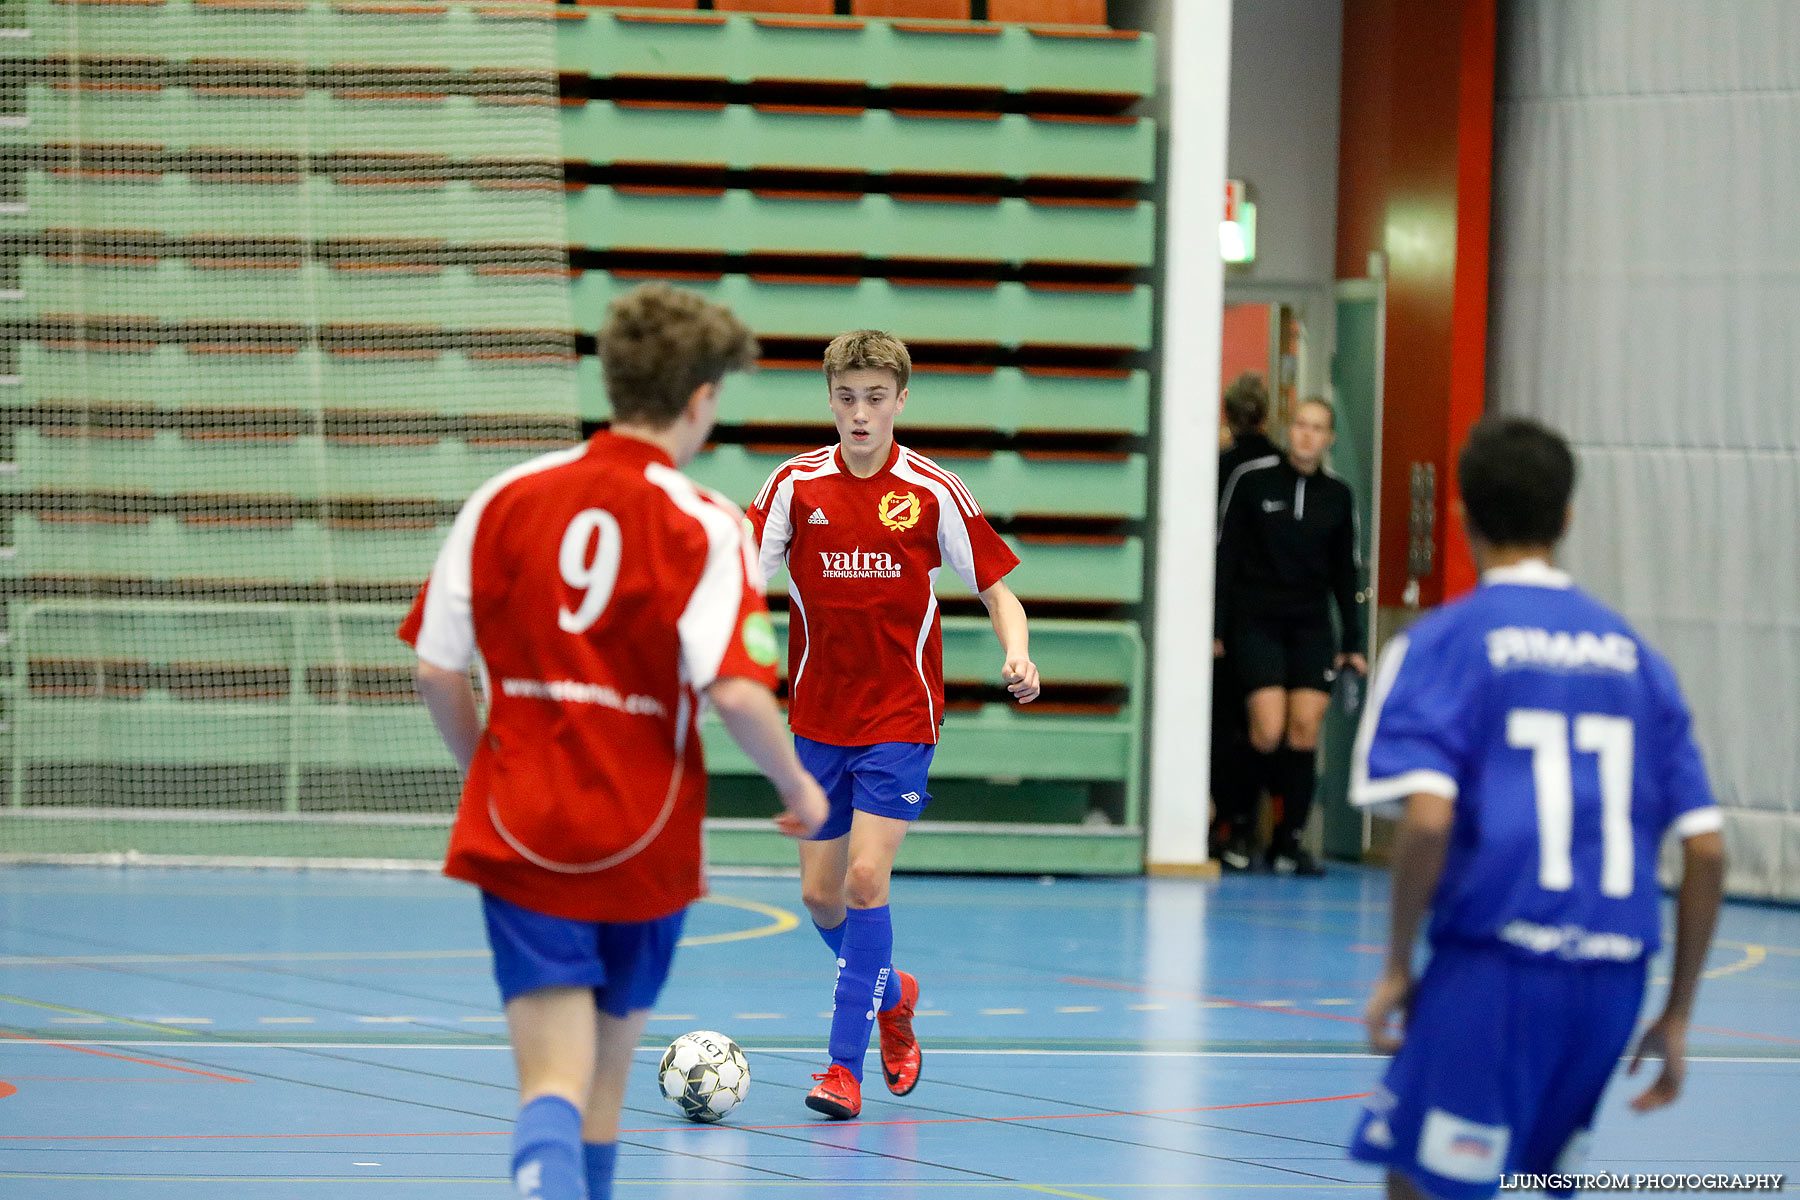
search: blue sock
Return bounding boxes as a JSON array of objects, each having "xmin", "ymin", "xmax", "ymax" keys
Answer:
[
  {"xmin": 828, "ymin": 904, "xmax": 894, "ymax": 1081},
  {"xmin": 817, "ymin": 917, "xmax": 902, "ymax": 1013},
  {"xmin": 510, "ymin": 1095, "xmax": 583, "ymax": 1199},
  {"xmin": 583, "ymin": 1141, "xmax": 617, "ymax": 1199}
]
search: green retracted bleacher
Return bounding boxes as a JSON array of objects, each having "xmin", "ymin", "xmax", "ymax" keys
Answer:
[
  {"xmin": 2, "ymin": 1, "xmax": 1156, "ymax": 873},
  {"xmin": 578, "ymin": 360, "xmax": 1151, "ymax": 435},
  {"xmin": 6, "ymin": 601, "xmax": 1143, "ymax": 870},
  {"xmin": 562, "ymin": 104, "xmax": 1152, "ymax": 182},
  {"xmin": 568, "ymin": 188, "xmax": 1153, "ymax": 268},
  {"xmin": 556, "ymin": 9, "xmax": 1152, "ymax": 97},
  {"xmin": 15, "ymin": 346, "xmax": 577, "ymax": 415},
  {"xmin": 573, "ymin": 273, "xmax": 1152, "ymax": 349},
  {"xmin": 555, "ymin": 6, "xmax": 1158, "ymax": 870}
]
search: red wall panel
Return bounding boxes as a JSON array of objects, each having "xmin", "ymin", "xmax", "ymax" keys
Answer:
[{"xmin": 1337, "ymin": 0, "xmax": 1495, "ymax": 608}]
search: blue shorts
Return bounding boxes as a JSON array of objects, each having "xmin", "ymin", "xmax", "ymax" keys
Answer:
[
  {"xmin": 1348, "ymin": 941, "xmax": 1647, "ymax": 1199},
  {"xmin": 481, "ymin": 892, "xmax": 685, "ymax": 1018},
  {"xmin": 795, "ymin": 735, "xmax": 935, "ymax": 842}
]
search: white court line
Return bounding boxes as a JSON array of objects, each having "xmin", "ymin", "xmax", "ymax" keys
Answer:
[{"xmin": 13, "ymin": 1042, "xmax": 1798, "ymax": 1063}]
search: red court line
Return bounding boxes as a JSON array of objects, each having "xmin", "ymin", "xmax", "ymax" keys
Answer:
[
  {"xmin": 0, "ymin": 1130, "xmax": 506, "ymax": 1142},
  {"xmin": 1062, "ymin": 975, "xmax": 1376, "ymax": 1029},
  {"xmin": 0, "ymin": 1030, "xmax": 250, "ymax": 1084},
  {"xmin": 1692, "ymin": 1024, "xmax": 1800, "ymax": 1046},
  {"xmin": 0, "ymin": 1090, "xmax": 1372, "ymax": 1141}
]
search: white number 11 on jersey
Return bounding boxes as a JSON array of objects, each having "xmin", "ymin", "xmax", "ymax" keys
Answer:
[
  {"xmin": 1507, "ymin": 709, "xmax": 1635, "ymax": 898},
  {"xmin": 558, "ymin": 508, "xmax": 622, "ymax": 634}
]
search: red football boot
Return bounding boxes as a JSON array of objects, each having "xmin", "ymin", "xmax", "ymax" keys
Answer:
[
  {"xmin": 876, "ymin": 969, "xmax": 922, "ymax": 1095},
  {"xmin": 805, "ymin": 1063, "xmax": 861, "ymax": 1119}
]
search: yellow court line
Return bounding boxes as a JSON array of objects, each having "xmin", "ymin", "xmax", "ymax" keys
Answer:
[
  {"xmin": 1020, "ymin": 1187, "xmax": 1110, "ymax": 1200},
  {"xmin": 679, "ymin": 893, "xmax": 799, "ymax": 947},
  {"xmin": 1719, "ymin": 938, "xmax": 1800, "ymax": 958},
  {"xmin": 0, "ymin": 893, "xmax": 798, "ymax": 968},
  {"xmin": 0, "ymin": 993, "xmax": 198, "ymax": 1037},
  {"xmin": 1703, "ymin": 943, "xmax": 1767, "ymax": 980}
]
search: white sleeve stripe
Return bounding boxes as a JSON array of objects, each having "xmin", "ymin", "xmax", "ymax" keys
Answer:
[
  {"xmin": 753, "ymin": 447, "xmax": 833, "ymax": 510},
  {"xmin": 905, "ymin": 450, "xmax": 982, "ymax": 517},
  {"xmin": 1671, "ymin": 806, "xmax": 1724, "ymax": 839},
  {"xmin": 757, "ymin": 475, "xmax": 796, "ymax": 588},
  {"xmin": 1352, "ymin": 768, "xmax": 1459, "ymax": 807},
  {"xmin": 415, "ymin": 443, "xmax": 589, "ymax": 672},
  {"xmin": 1216, "ymin": 455, "xmax": 1280, "ymax": 543},
  {"xmin": 648, "ymin": 463, "xmax": 746, "ymax": 691},
  {"xmin": 1349, "ymin": 632, "xmax": 1414, "ymax": 801},
  {"xmin": 893, "ymin": 459, "xmax": 983, "ymax": 593}
]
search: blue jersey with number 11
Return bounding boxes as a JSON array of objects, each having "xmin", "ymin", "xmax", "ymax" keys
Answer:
[{"xmin": 1350, "ymin": 561, "xmax": 1721, "ymax": 963}]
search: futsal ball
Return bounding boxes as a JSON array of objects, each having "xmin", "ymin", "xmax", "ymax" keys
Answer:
[{"xmin": 658, "ymin": 1030, "xmax": 750, "ymax": 1123}]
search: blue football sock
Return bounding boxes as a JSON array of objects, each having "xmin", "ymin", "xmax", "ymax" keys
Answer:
[
  {"xmin": 814, "ymin": 918, "xmax": 846, "ymax": 956},
  {"xmin": 583, "ymin": 1141, "xmax": 617, "ymax": 1199},
  {"xmin": 817, "ymin": 917, "xmax": 902, "ymax": 1012},
  {"xmin": 510, "ymin": 1095, "xmax": 583, "ymax": 1199},
  {"xmin": 828, "ymin": 904, "xmax": 894, "ymax": 1081}
]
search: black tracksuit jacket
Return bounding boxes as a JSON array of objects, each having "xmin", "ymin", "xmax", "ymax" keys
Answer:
[{"xmin": 1214, "ymin": 451, "xmax": 1365, "ymax": 654}]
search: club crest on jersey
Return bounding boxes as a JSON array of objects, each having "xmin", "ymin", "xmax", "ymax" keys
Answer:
[
  {"xmin": 819, "ymin": 548, "xmax": 902, "ymax": 579},
  {"xmin": 878, "ymin": 490, "xmax": 922, "ymax": 532}
]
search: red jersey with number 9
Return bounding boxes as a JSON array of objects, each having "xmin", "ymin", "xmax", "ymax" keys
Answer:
[{"xmin": 398, "ymin": 432, "xmax": 778, "ymax": 923}]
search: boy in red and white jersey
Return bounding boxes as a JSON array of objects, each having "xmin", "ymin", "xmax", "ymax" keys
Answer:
[
  {"xmin": 748, "ymin": 330, "xmax": 1040, "ymax": 1119},
  {"xmin": 402, "ymin": 283, "xmax": 827, "ymax": 1200}
]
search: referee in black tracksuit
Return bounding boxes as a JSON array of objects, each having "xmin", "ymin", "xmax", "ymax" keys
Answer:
[
  {"xmin": 1214, "ymin": 397, "xmax": 1366, "ymax": 876},
  {"xmin": 1211, "ymin": 375, "xmax": 1280, "ymax": 871}
]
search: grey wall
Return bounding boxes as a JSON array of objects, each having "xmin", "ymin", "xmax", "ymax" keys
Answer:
[
  {"xmin": 1110, "ymin": 0, "xmax": 1344, "ymax": 399},
  {"xmin": 1223, "ymin": 0, "xmax": 1344, "ymax": 292},
  {"xmin": 1110, "ymin": 0, "xmax": 1343, "ymax": 294}
]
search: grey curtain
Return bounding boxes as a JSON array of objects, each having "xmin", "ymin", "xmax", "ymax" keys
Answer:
[{"xmin": 1489, "ymin": 0, "xmax": 1800, "ymax": 899}]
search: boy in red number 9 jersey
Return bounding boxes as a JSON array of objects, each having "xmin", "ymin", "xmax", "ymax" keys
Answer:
[
  {"xmin": 748, "ymin": 331, "xmax": 1040, "ymax": 1119},
  {"xmin": 401, "ymin": 283, "xmax": 827, "ymax": 1200}
]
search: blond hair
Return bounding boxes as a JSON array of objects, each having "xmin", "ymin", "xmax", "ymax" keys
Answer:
[
  {"xmin": 596, "ymin": 282, "xmax": 757, "ymax": 428},
  {"xmin": 821, "ymin": 329, "xmax": 910, "ymax": 392}
]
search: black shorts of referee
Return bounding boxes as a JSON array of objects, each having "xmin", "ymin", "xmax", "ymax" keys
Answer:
[{"xmin": 1228, "ymin": 612, "xmax": 1338, "ymax": 695}]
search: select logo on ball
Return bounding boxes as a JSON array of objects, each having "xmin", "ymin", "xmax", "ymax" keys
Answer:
[{"xmin": 658, "ymin": 1030, "xmax": 751, "ymax": 1124}]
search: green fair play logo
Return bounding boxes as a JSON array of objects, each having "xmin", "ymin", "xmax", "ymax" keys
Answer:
[{"xmin": 741, "ymin": 612, "xmax": 779, "ymax": 667}]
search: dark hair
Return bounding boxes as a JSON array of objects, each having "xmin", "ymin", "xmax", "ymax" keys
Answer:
[
  {"xmin": 1457, "ymin": 417, "xmax": 1576, "ymax": 546},
  {"xmin": 1222, "ymin": 373, "xmax": 1268, "ymax": 435},
  {"xmin": 597, "ymin": 282, "xmax": 758, "ymax": 427}
]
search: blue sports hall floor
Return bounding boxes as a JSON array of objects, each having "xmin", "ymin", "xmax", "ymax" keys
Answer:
[{"xmin": 1, "ymin": 863, "xmax": 1796, "ymax": 1198}]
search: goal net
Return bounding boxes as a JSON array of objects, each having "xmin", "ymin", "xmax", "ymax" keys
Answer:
[{"xmin": 1, "ymin": 0, "xmax": 578, "ymax": 864}]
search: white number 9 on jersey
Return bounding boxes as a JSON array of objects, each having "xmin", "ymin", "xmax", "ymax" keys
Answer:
[{"xmin": 558, "ymin": 508, "xmax": 622, "ymax": 634}]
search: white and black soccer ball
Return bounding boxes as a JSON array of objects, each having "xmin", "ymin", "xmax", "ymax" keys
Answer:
[{"xmin": 658, "ymin": 1030, "xmax": 750, "ymax": 1123}]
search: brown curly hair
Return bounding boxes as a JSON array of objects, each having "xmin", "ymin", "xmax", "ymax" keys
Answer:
[{"xmin": 597, "ymin": 283, "xmax": 758, "ymax": 427}]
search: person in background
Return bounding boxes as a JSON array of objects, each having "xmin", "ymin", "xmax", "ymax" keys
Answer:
[
  {"xmin": 1214, "ymin": 396, "xmax": 1366, "ymax": 875},
  {"xmin": 1212, "ymin": 373, "xmax": 1280, "ymax": 870}
]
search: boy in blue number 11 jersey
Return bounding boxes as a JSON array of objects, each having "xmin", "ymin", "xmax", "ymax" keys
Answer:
[{"xmin": 1347, "ymin": 418, "xmax": 1727, "ymax": 1199}]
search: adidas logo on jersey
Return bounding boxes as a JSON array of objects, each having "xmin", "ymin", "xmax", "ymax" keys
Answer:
[{"xmin": 808, "ymin": 509, "xmax": 830, "ymax": 525}]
